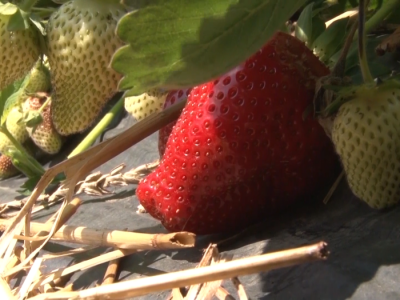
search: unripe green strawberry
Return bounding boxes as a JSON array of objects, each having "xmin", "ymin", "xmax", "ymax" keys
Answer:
[
  {"xmin": 46, "ymin": 0, "xmax": 129, "ymax": 135},
  {"xmin": 332, "ymin": 80, "xmax": 400, "ymax": 209},
  {"xmin": 22, "ymin": 96, "xmax": 63, "ymax": 155},
  {"xmin": 0, "ymin": 13, "xmax": 40, "ymax": 90},
  {"xmin": 0, "ymin": 154, "xmax": 20, "ymax": 179},
  {"xmin": 0, "ymin": 106, "xmax": 29, "ymax": 153},
  {"xmin": 124, "ymin": 89, "xmax": 168, "ymax": 121},
  {"xmin": 25, "ymin": 60, "xmax": 52, "ymax": 94}
]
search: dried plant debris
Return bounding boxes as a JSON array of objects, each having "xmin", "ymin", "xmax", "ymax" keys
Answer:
[
  {"xmin": 376, "ymin": 26, "xmax": 400, "ymax": 55},
  {"xmin": 0, "ymin": 160, "xmax": 159, "ymax": 218}
]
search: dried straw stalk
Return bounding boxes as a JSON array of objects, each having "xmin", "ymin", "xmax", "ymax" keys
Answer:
[
  {"xmin": 28, "ymin": 241, "xmax": 329, "ymax": 300},
  {"xmin": 183, "ymin": 244, "xmax": 218, "ymax": 299},
  {"xmin": 101, "ymin": 257, "xmax": 121, "ymax": 285},
  {"xmin": 170, "ymin": 244, "xmax": 233, "ymax": 300},
  {"xmin": 0, "ymin": 99, "xmax": 186, "ymax": 276},
  {"xmin": 232, "ymin": 277, "xmax": 249, "ymax": 300},
  {"xmin": 323, "ymin": 170, "xmax": 345, "ymax": 204},
  {"xmin": 30, "ymin": 198, "xmax": 82, "ymax": 251},
  {"xmin": 215, "ymin": 287, "xmax": 234, "ymax": 300},
  {"xmin": 0, "ymin": 161, "xmax": 159, "ymax": 219},
  {"xmin": 29, "ymin": 248, "xmax": 138, "ymax": 290},
  {"xmin": 195, "ymin": 254, "xmax": 233, "ymax": 300},
  {"xmin": 2, "ymin": 219, "xmax": 195, "ymax": 250},
  {"xmin": 171, "ymin": 244, "xmax": 247, "ymax": 300},
  {"xmin": 4, "ymin": 198, "xmax": 81, "ymax": 287}
]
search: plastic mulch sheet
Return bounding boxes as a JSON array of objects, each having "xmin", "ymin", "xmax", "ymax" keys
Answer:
[{"xmin": 1, "ymin": 110, "xmax": 400, "ymax": 300}]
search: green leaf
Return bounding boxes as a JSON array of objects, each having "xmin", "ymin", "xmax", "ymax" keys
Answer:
[
  {"xmin": 0, "ymin": 77, "xmax": 27, "ymax": 125},
  {"xmin": 0, "ymin": 85, "xmax": 19, "ymax": 119},
  {"xmin": 7, "ymin": 8, "xmax": 30, "ymax": 31},
  {"xmin": 17, "ymin": 176, "xmax": 41, "ymax": 196},
  {"xmin": 22, "ymin": 110, "xmax": 43, "ymax": 129},
  {"xmin": 29, "ymin": 14, "xmax": 46, "ymax": 35},
  {"xmin": 112, "ymin": 0, "xmax": 308, "ymax": 96},
  {"xmin": 311, "ymin": 17, "xmax": 349, "ymax": 64},
  {"xmin": 309, "ymin": 16, "xmax": 326, "ymax": 46},
  {"xmin": 295, "ymin": 2, "xmax": 314, "ymax": 44},
  {"xmin": 295, "ymin": 1, "xmax": 326, "ymax": 47},
  {"xmin": 18, "ymin": 172, "xmax": 65, "ymax": 196},
  {"xmin": 2, "ymin": 92, "xmax": 22, "ymax": 124}
]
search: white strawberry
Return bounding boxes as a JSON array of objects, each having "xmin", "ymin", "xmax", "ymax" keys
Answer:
[
  {"xmin": 0, "ymin": 6, "xmax": 41, "ymax": 90},
  {"xmin": 46, "ymin": 0, "xmax": 129, "ymax": 135},
  {"xmin": 124, "ymin": 89, "xmax": 168, "ymax": 121}
]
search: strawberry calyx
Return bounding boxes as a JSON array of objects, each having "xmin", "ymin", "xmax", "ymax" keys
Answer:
[{"xmin": 21, "ymin": 92, "xmax": 50, "ymax": 130}]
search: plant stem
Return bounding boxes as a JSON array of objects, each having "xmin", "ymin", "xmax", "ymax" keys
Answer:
[
  {"xmin": 0, "ymin": 126, "xmax": 27, "ymax": 157},
  {"xmin": 0, "ymin": 125, "xmax": 45, "ymax": 176},
  {"xmin": 364, "ymin": 0, "xmax": 400, "ymax": 34},
  {"xmin": 38, "ymin": 96, "xmax": 51, "ymax": 114},
  {"xmin": 331, "ymin": 18, "xmax": 358, "ymax": 77},
  {"xmin": 358, "ymin": 0, "xmax": 374, "ymax": 84},
  {"xmin": 352, "ymin": 0, "xmax": 400, "ymax": 40},
  {"xmin": 68, "ymin": 97, "xmax": 124, "ymax": 158}
]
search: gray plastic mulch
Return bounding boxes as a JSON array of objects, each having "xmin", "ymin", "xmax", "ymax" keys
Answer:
[{"xmin": 2, "ymin": 107, "xmax": 400, "ymax": 300}]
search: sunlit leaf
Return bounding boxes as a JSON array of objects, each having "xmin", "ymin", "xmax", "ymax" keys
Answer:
[{"xmin": 112, "ymin": 0, "xmax": 308, "ymax": 96}]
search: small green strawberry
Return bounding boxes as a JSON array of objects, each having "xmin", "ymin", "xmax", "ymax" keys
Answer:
[
  {"xmin": 124, "ymin": 89, "xmax": 168, "ymax": 121},
  {"xmin": 22, "ymin": 96, "xmax": 63, "ymax": 155},
  {"xmin": 0, "ymin": 8, "xmax": 41, "ymax": 90},
  {"xmin": 25, "ymin": 60, "xmax": 52, "ymax": 94},
  {"xmin": 46, "ymin": 0, "xmax": 129, "ymax": 135},
  {"xmin": 0, "ymin": 154, "xmax": 20, "ymax": 179}
]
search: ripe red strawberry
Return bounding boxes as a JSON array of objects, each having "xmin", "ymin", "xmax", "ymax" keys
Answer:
[
  {"xmin": 137, "ymin": 31, "xmax": 340, "ymax": 234},
  {"xmin": 158, "ymin": 88, "xmax": 192, "ymax": 156},
  {"xmin": 0, "ymin": 155, "xmax": 20, "ymax": 179}
]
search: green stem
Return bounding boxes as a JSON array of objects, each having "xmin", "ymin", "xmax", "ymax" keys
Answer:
[
  {"xmin": 0, "ymin": 125, "xmax": 45, "ymax": 176},
  {"xmin": 358, "ymin": 0, "xmax": 374, "ymax": 84},
  {"xmin": 1, "ymin": 126, "xmax": 27, "ymax": 156},
  {"xmin": 353, "ymin": 0, "xmax": 400, "ymax": 39},
  {"xmin": 68, "ymin": 97, "xmax": 124, "ymax": 158},
  {"xmin": 364, "ymin": 0, "xmax": 400, "ymax": 33},
  {"xmin": 19, "ymin": 0, "xmax": 38, "ymax": 12},
  {"xmin": 38, "ymin": 96, "xmax": 51, "ymax": 114}
]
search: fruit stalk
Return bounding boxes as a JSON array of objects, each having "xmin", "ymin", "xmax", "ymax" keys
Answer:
[
  {"xmin": 358, "ymin": 0, "xmax": 374, "ymax": 84},
  {"xmin": 36, "ymin": 96, "xmax": 51, "ymax": 114},
  {"xmin": 68, "ymin": 97, "xmax": 124, "ymax": 158},
  {"xmin": 331, "ymin": 19, "xmax": 359, "ymax": 77}
]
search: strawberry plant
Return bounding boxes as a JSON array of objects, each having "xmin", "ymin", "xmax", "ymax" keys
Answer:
[
  {"xmin": 1, "ymin": 0, "xmax": 400, "ymax": 298},
  {"xmin": 0, "ymin": 0, "xmax": 399, "ymax": 233}
]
